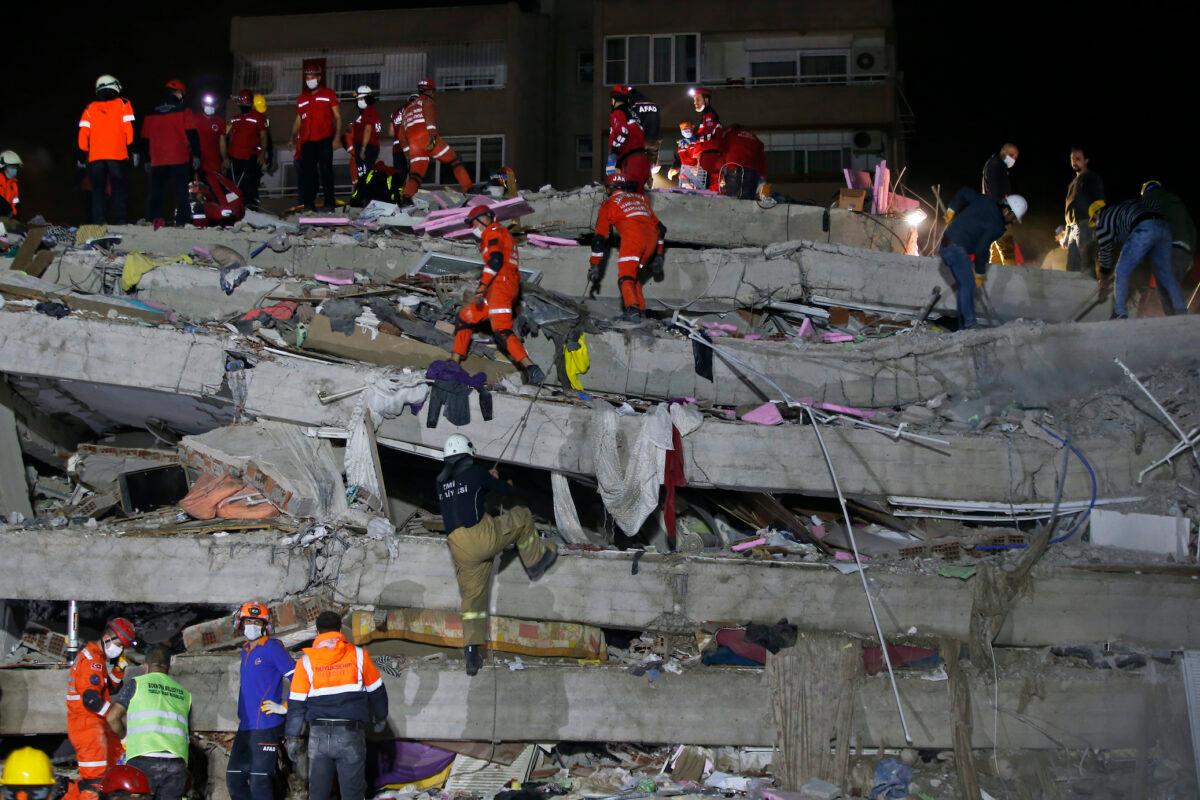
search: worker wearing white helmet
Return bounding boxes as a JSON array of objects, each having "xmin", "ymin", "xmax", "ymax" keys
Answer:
[
  {"xmin": 78, "ymin": 75, "xmax": 135, "ymax": 224},
  {"xmin": 0, "ymin": 150, "xmax": 22, "ymax": 219},
  {"xmin": 434, "ymin": 433, "xmax": 558, "ymax": 676},
  {"xmin": 940, "ymin": 188, "xmax": 1027, "ymax": 329},
  {"xmin": 347, "ymin": 85, "xmax": 381, "ymax": 181}
]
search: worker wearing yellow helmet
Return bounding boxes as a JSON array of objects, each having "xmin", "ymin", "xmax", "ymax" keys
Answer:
[{"xmin": 1, "ymin": 747, "xmax": 57, "ymax": 800}]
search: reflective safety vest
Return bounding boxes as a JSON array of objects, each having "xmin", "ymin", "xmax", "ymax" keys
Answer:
[{"xmin": 123, "ymin": 672, "xmax": 192, "ymax": 763}]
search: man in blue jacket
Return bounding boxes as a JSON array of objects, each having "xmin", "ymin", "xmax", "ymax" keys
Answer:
[
  {"xmin": 941, "ymin": 189, "xmax": 1027, "ymax": 329},
  {"xmin": 228, "ymin": 602, "xmax": 295, "ymax": 800}
]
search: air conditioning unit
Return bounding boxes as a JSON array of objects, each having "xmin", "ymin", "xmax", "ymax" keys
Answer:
[
  {"xmin": 850, "ymin": 46, "xmax": 887, "ymax": 76},
  {"xmin": 851, "ymin": 130, "xmax": 885, "ymax": 153}
]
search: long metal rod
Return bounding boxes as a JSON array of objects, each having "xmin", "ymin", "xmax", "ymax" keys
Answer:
[
  {"xmin": 1139, "ymin": 427, "xmax": 1200, "ymax": 483},
  {"xmin": 804, "ymin": 406, "xmax": 912, "ymax": 743},
  {"xmin": 66, "ymin": 600, "xmax": 80, "ymax": 659},
  {"xmin": 1114, "ymin": 357, "xmax": 1200, "ymax": 468}
]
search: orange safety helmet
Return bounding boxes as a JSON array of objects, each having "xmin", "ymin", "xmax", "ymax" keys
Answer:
[
  {"xmin": 466, "ymin": 205, "xmax": 495, "ymax": 226},
  {"xmin": 105, "ymin": 617, "xmax": 136, "ymax": 647},
  {"xmin": 233, "ymin": 601, "xmax": 272, "ymax": 633},
  {"xmin": 165, "ymin": 79, "xmax": 186, "ymax": 94},
  {"xmin": 101, "ymin": 765, "xmax": 151, "ymax": 797}
]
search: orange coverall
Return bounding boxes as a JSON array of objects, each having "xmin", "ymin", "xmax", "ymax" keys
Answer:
[
  {"xmin": 401, "ymin": 94, "xmax": 472, "ymax": 197},
  {"xmin": 454, "ymin": 221, "xmax": 528, "ymax": 362},
  {"xmin": 591, "ymin": 190, "xmax": 664, "ymax": 311},
  {"xmin": 62, "ymin": 641, "xmax": 125, "ymax": 800}
]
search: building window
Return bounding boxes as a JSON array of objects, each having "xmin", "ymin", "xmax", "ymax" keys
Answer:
[
  {"xmin": 338, "ymin": 72, "xmax": 381, "ymax": 94},
  {"xmin": 576, "ymin": 136, "xmax": 593, "ymax": 171},
  {"xmin": 433, "ymin": 135, "xmax": 506, "ymax": 184},
  {"xmin": 604, "ymin": 33, "xmax": 699, "ymax": 85},
  {"xmin": 748, "ymin": 49, "xmax": 850, "ymax": 86},
  {"xmin": 760, "ymin": 130, "xmax": 885, "ymax": 178},
  {"xmin": 578, "ymin": 50, "xmax": 594, "ymax": 83}
]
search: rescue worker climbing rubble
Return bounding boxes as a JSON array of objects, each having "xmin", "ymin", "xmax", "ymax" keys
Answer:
[
  {"xmin": 688, "ymin": 87, "xmax": 722, "ymax": 191},
  {"xmin": 0, "ymin": 150, "xmax": 21, "ymax": 219},
  {"xmin": 227, "ymin": 602, "xmax": 295, "ymax": 800},
  {"xmin": 63, "ymin": 618, "xmax": 136, "ymax": 800},
  {"xmin": 940, "ymin": 188, "xmax": 1027, "ymax": 329},
  {"xmin": 589, "ymin": 171, "xmax": 666, "ymax": 323},
  {"xmin": 2, "ymin": 747, "xmax": 59, "ymax": 800},
  {"xmin": 435, "ymin": 434, "xmax": 558, "ymax": 677},
  {"xmin": 400, "ymin": 79, "xmax": 473, "ymax": 201},
  {"xmin": 607, "ymin": 85, "xmax": 650, "ymax": 190},
  {"xmin": 452, "ymin": 205, "xmax": 545, "ymax": 385}
]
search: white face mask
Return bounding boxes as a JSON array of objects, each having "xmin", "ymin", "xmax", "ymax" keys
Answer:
[
  {"xmin": 1003, "ymin": 154, "xmax": 1016, "ymax": 168},
  {"xmin": 3, "ymin": 167, "xmax": 15, "ymax": 179},
  {"xmin": 471, "ymin": 227, "xmax": 483, "ymax": 239},
  {"xmin": 203, "ymin": 105, "xmax": 216, "ymax": 116},
  {"xmin": 357, "ymin": 99, "xmax": 367, "ymax": 109},
  {"xmin": 306, "ymin": 78, "xmax": 319, "ymax": 90},
  {"xmin": 243, "ymin": 623, "xmax": 263, "ymax": 641},
  {"xmin": 104, "ymin": 641, "xmax": 124, "ymax": 659}
]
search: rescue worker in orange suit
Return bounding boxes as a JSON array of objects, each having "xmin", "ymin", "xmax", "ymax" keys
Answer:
[
  {"xmin": 689, "ymin": 87, "xmax": 722, "ymax": 191},
  {"xmin": 78, "ymin": 75, "xmax": 136, "ymax": 224},
  {"xmin": 191, "ymin": 93, "xmax": 227, "ymax": 175},
  {"xmin": 63, "ymin": 617, "xmax": 137, "ymax": 800},
  {"xmin": 400, "ymin": 79, "xmax": 473, "ymax": 201},
  {"xmin": 388, "ymin": 97, "xmax": 412, "ymax": 180},
  {"xmin": 452, "ymin": 206, "xmax": 546, "ymax": 385},
  {"xmin": 141, "ymin": 79, "xmax": 201, "ymax": 228},
  {"xmin": 0, "ymin": 150, "xmax": 21, "ymax": 220},
  {"xmin": 227, "ymin": 90, "xmax": 269, "ymax": 209},
  {"xmin": 291, "ymin": 65, "xmax": 341, "ymax": 212},
  {"xmin": 284, "ymin": 611, "xmax": 388, "ymax": 800},
  {"xmin": 589, "ymin": 172, "xmax": 666, "ymax": 323},
  {"xmin": 347, "ymin": 85, "xmax": 381, "ymax": 182},
  {"xmin": 606, "ymin": 85, "xmax": 650, "ymax": 191}
]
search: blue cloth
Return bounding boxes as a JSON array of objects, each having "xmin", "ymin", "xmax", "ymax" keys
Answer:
[
  {"xmin": 944, "ymin": 188, "xmax": 1007, "ymax": 274},
  {"xmin": 940, "ymin": 243, "xmax": 978, "ymax": 329},
  {"xmin": 605, "ymin": 153, "xmax": 618, "ymax": 175},
  {"xmin": 1114, "ymin": 218, "xmax": 1187, "ymax": 317},
  {"xmin": 237, "ymin": 637, "xmax": 296, "ymax": 729},
  {"xmin": 425, "ymin": 359, "xmax": 486, "ymax": 389},
  {"xmin": 868, "ymin": 758, "xmax": 912, "ymax": 799}
]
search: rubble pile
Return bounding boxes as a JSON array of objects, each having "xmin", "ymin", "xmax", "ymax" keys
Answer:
[{"xmin": 1, "ymin": 187, "xmax": 1198, "ymax": 800}]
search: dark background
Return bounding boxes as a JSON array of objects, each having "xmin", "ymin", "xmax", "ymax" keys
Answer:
[{"xmin": 3, "ymin": 1, "xmax": 1194, "ymax": 243}]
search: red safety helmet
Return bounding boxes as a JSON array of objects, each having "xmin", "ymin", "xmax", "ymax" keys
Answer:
[
  {"xmin": 466, "ymin": 205, "xmax": 495, "ymax": 226},
  {"xmin": 105, "ymin": 617, "xmax": 136, "ymax": 647},
  {"xmin": 233, "ymin": 601, "xmax": 272, "ymax": 633},
  {"xmin": 688, "ymin": 86, "xmax": 711, "ymax": 99},
  {"xmin": 165, "ymin": 79, "xmax": 186, "ymax": 94},
  {"xmin": 605, "ymin": 171, "xmax": 632, "ymax": 190},
  {"xmin": 303, "ymin": 64, "xmax": 322, "ymax": 77},
  {"xmin": 101, "ymin": 765, "xmax": 151, "ymax": 797},
  {"xmin": 610, "ymin": 84, "xmax": 630, "ymax": 100},
  {"xmin": 237, "ymin": 89, "xmax": 254, "ymax": 106},
  {"xmin": 417, "ymin": 77, "xmax": 435, "ymax": 93}
]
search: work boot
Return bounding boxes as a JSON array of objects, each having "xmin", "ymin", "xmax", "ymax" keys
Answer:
[
  {"xmin": 464, "ymin": 645, "xmax": 483, "ymax": 676},
  {"xmin": 620, "ymin": 306, "xmax": 644, "ymax": 324},
  {"xmin": 524, "ymin": 363, "xmax": 546, "ymax": 385},
  {"xmin": 526, "ymin": 546, "xmax": 558, "ymax": 581}
]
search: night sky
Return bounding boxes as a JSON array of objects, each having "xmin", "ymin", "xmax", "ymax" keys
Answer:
[{"xmin": 3, "ymin": 1, "xmax": 1194, "ymax": 238}]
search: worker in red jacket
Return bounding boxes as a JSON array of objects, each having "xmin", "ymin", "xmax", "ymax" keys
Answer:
[
  {"xmin": 78, "ymin": 74, "xmax": 136, "ymax": 224},
  {"xmin": 400, "ymin": 79, "xmax": 473, "ymax": 201},
  {"xmin": 388, "ymin": 98, "xmax": 412, "ymax": 180},
  {"xmin": 689, "ymin": 87, "xmax": 723, "ymax": 191},
  {"xmin": 141, "ymin": 79, "xmax": 200, "ymax": 227},
  {"xmin": 348, "ymin": 85, "xmax": 382, "ymax": 181},
  {"xmin": 227, "ymin": 90, "xmax": 269, "ymax": 209},
  {"xmin": 191, "ymin": 92, "xmax": 227, "ymax": 175},
  {"xmin": 606, "ymin": 85, "xmax": 649, "ymax": 191},
  {"xmin": 588, "ymin": 172, "xmax": 666, "ymax": 322},
  {"xmin": 717, "ymin": 125, "xmax": 767, "ymax": 199},
  {"xmin": 0, "ymin": 150, "xmax": 21, "ymax": 219},
  {"xmin": 452, "ymin": 205, "xmax": 545, "ymax": 385},
  {"xmin": 291, "ymin": 64, "xmax": 342, "ymax": 212}
]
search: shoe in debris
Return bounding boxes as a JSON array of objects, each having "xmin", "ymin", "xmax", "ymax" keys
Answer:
[
  {"xmin": 524, "ymin": 363, "xmax": 546, "ymax": 385},
  {"xmin": 464, "ymin": 644, "xmax": 483, "ymax": 676},
  {"xmin": 619, "ymin": 307, "xmax": 645, "ymax": 324},
  {"xmin": 526, "ymin": 547, "xmax": 558, "ymax": 582}
]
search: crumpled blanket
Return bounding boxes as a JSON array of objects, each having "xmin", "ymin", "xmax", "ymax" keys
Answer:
[{"xmin": 121, "ymin": 251, "xmax": 194, "ymax": 291}]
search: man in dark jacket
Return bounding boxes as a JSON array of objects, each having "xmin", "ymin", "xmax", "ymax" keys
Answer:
[
  {"xmin": 435, "ymin": 434, "xmax": 557, "ymax": 676},
  {"xmin": 981, "ymin": 143, "xmax": 1018, "ymax": 264},
  {"xmin": 1064, "ymin": 147, "xmax": 1104, "ymax": 272},
  {"xmin": 941, "ymin": 188, "xmax": 1027, "ymax": 329},
  {"xmin": 1090, "ymin": 197, "xmax": 1188, "ymax": 318},
  {"xmin": 1141, "ymin": 180, "xmax": 1196, "ymax": 310},
  {"xmin": 141, "ymin": 79, "xmax": 201, "ymax": 227}
]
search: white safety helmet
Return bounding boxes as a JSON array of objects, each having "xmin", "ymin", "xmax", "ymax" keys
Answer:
[
  {"xmin": 0, "ymin": 150, "xmax": 21, "ymax": 168},
  {"xmin": 1004, "ymin": 194, "xmax": 1028, "ymax": 223},
  {"xmin": 354, "ymin": 85, "xmax": 374, "ymax": 100},
  {"xmin": 443, "ymin": 434, "xmax": 475, "ymax": 459},
  {"xmin": 95, "ymin": 74, "xmax": 122, "ymax": 93}
]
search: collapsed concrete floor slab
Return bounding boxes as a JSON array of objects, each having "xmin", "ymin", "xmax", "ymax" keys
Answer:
[
  {"xmin": 0, "ymin": 654, "xmax": 1181, "ymax": 751},
  {"xmin": 5, "ymin": 530, "xmax": 1198, "ymax": 650},
  {"xmin": 0, "ymin": 313, "xmax": 1170, "ymax": 503}
]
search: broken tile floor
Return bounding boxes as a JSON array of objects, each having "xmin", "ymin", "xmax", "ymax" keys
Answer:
[{"xmin": 1, "ymin": 188, "xmax": 1198, "ymax": 799}]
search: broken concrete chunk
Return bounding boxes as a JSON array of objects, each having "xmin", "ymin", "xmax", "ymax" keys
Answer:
[{"xmin": 1088, "ymin": 509, "xmax": 1190, "ymax": 557}]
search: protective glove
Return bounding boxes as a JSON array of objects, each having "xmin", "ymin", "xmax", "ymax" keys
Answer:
[
  {"xmin": 260, "ymin": 700, "xmax": 287, "ymax": 715},
  {"xmin": 974, "ymin": 273, "xmax": 986, "ymax": 289},
  {"xmin": 943, "ymin": 209, "xmax": 955, "ymax": 224},
  {"xmin": 667, "ymin": 168, "xmax": 679, "ymax": 180},
  {"xmin": 107, "ymin": 655, "xmax": 127, "ymax": 684},
  {"xmin": 285, "ymin": 737, "xmax": 304, "ymax": 763},
  {"xmin": 648, "ymin": 253, "xmax": 665, "ymax": 281},
  {"xmin": 605, "ymin": 153, "xmax": 618, "ymax": 176}
]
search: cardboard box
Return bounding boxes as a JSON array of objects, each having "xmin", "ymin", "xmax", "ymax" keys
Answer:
[{"xmin": 836, "ymin": 188, "xmax": 868, "ymax": 212}]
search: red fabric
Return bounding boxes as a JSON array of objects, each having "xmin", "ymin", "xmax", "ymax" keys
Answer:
[
  {"xmin": 296, "ymin": 87, "xmax": 339, "ymax": 143},
  {"xmin": 228, "ymin": 111, "xmax": 267, "ymax": 159},
  {"xmin": 663, "ymin": 425, "xmax": 686, "ymax": 541},
  {"xmin": 607, "ymin": 106, "xmax": 645, "ymax": 157},
  {"xmin": 720, "ymin": 127, "xmax": 766, "ymax": 174},
  {"xmin": 695, "ymin": 108, "xmax": 722, "ymax": 150},
  {"xmin": 401, "ymin": 95, "xmax": 438, "ymax": 148},
  {"xmin": 190, "ymin": 170, "xmax": 244, "ymax": 226},
  {"xmin": 390, "ymin": 108, "xmax": 409, "ymax": 152},
  {"xmin": 79, "ymin": 98, "xmax": 135, "ymax": 162},
  {"xmin": 140, "ymin": 108, "xmax": 194, "ymax": 166},
  {"xmin": 618, "ymin": 151, "xmax": 651, "ymax": 190},
  {"xmin": 676, "ymin": 139, "xmax": 699, "ymax": 167},
  {"xmin": 699, "ymin": 150, "xmax": 722, "ymax": 190},
  {"xmin": 241, "ymin": 301, "xmax": 298, "ymax": 323},
  {"xmin": 714, "ymin": 628, "xmax": 766, "ymax": 664},
  {"xmin": 862, "ymin": 644, "xmax": 940, "ymax": 676},
  {"xmin": 190, "ymin": 111, "xmax": 225, "ymax": 172},
  {"xmin": 1013, "ymin": 242, "xmax": 1025, "ymax": 265},
  {"xmin": 351, "ymin": 105, "xmax": 381, "ymax": 147},
  {"xmin": 0, "ymin": 174, "xmax": 19, "ymax": 216}
]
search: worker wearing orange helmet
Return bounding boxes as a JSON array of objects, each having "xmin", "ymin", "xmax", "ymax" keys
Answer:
[
  {"xmin": 399, "ymin": 78, "xmax": 473, "ymax": 201},
  {"xmin": 452, "ymin": 206, "xmax": 545, "ymax": 385},
  {"xmin": 606, "ymin": 85, "xmax": 649, "ymax": 190},
  {"xmin": 688, "ymin": 87, "xmax": 723, "ymax": 191},
  {"xmin": 227, "ymin": 602, "xmax": 295, "ymax": 800},
  {"xmin": 62, "ymin": 618, "xmax": 136, "ymax": 800},
  {"xmin": 589, "ymin": 172, "xmax": 666, "ymax": 323}
]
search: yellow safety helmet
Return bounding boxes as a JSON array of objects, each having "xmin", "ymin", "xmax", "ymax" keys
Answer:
[
  {"xmin": 1087, "ymin": 199, "xmax": 1106, "ymax": 228},
  {"xmin": 253, "ymin": 94, "xmax": 268, "ymax": 114},
  {"xmin": 1, "ymin": 747, "xmax": 55, "ymax": 787}
]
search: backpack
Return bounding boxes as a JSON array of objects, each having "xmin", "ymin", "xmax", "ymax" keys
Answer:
[{"xmin": 630, "ymin": 92, "xmax": 660, "ymax": 140}]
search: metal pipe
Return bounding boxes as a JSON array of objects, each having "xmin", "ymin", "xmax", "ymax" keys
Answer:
[
  {"xmin": 318, "ymin": 386, "xmax": 366, "ymax": 405},
  {"xmin": 1114, "ymin": 357, "xmax": 1200, "ymax": 468},
  {"xmin": 66, "ymin": 600, "xmax": 80, "ymax": 659}
]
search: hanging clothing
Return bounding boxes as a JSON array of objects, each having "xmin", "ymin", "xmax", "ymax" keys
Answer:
[{"xmin": 563, "ymin": 334, "xmax": 590, "ymax": 390}]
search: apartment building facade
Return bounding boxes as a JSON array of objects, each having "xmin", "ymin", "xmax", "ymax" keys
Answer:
[{"xmin": 230, "ymin": 0, "xmax": 900, "ymax": 201}]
